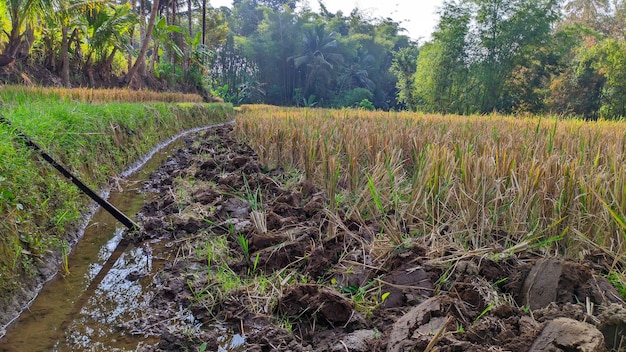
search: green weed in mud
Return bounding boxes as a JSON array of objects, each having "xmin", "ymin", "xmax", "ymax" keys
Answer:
[
  {"xmin": 236, "ymin": 233, "xmax": 250, "ymax": 261},
  {"xmin": 280, "ymin": 317, "xmax": 294, "ymax": 333},
  {"xmin": 184, "ymin": 230, "xmax": 305, "ymax": 322},
  {"xmin": 473, "ymin": 302, "xmax": 497, "ymax": 326},
  {"xmin": 59, "ymin": 240, "xmax": 71, "ymax": 276},
  {"xmin": 337, "ymin": 277, "xmax": 391, "ymax": 317},
  {"xmin": 197, "ymin": 233, "xmax": 230, "ymax": 270},
  {"xmin": 242, "ymin": 175, "xmax": 267, "ymax": 234},
  {"xmin": 0, "ymin": 87, "xmax": 233, "ymax": 296},
  {"xmin": 607, "ymin": 271, "xmax": 626, "ymax": 300}
]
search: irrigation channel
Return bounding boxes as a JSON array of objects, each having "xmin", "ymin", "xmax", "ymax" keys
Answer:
[{"xmin": 0, "ymin": 121, "xmax": 240, "ymax": 351}]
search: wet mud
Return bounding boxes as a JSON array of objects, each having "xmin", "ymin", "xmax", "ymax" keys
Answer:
[{"xmin": 79, "ymin": 125, "xmax": 626, "ymax": 350}]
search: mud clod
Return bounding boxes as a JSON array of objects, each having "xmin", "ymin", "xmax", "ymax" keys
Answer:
[
  {"xmin": 387, "ymin": 296, "xmax": 452, "ymax": 352},
  {"xmin": 279, "ymin": 284, "xmax": 356, "ymax": 325},
  {"xmin": 521, "ymin": 258, "xmax": 624, "ymax": 310},
  {"xmin": 598, "ymin": 304, "xmax": 626, "ymax": 350},
  {"xmin": 529, "ymin": 317, "xmax": 606, "ymax": 352}
]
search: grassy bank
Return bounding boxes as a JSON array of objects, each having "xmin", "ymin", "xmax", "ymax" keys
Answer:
[
  {"xmin": 0, "ymin": 86, "xmax": 233, "ymax": 297},
  {"xmin": 235, "ymin": 105, "xmax": 626, "ymax": 282}
]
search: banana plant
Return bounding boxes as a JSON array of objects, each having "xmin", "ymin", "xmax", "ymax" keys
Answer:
[
  {"xmin": 2, "ymin": 0, "xmax": 52, "ymax": 57},
  {"xmin": 149, "ymin": 16, "xmax": 183, "ymax": 73},
  {"xmin": 185, "ymin": 31, "xmax": 211, "ymax": 70}
]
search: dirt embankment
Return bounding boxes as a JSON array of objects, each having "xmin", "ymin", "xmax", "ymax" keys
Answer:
[{"xmin": 128, "ymin": 125, "xmax": 626, "ymax": 351}]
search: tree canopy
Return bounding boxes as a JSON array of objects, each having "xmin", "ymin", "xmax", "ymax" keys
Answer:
[
  {"xmin": 1, "ymin": 0, "xmax": 625, "ymax": 117},
  {"xmin": 403, "ymin": 0, "xmax": 626, "ymax": 119}
]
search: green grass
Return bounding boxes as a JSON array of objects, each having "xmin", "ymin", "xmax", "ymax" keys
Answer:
[{"xmin": 0, "ymin": 86, "xmax": 234, "ymax": 296}]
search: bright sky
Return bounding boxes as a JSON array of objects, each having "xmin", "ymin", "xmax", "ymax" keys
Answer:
[{"xmin": 210, "ymin": 0, "xmax": 445, "ymax": 42}]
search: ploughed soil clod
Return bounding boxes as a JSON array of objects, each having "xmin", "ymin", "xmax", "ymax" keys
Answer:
[{"xmin": 120, "ymin": 124, "xmax": 626, "ymax": 351}]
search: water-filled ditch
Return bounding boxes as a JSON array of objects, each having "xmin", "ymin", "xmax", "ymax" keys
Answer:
[{"xmin": 0, "ymin": 122, "xmax": 234, "ymax": 351}]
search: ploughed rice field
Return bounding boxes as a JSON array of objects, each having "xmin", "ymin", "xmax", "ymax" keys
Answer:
[{"xmin": 130, "ymin": 105, "xmax": 625, "ymax": 351}]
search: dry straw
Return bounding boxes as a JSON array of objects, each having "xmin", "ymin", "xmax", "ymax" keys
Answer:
[
  {"xmin": 235, "ymin": 105, "xmax": 626, "ymax": 265},
  {"xmin": 0, "ymin": 85, "xmax": 204, "ymax": 103}
]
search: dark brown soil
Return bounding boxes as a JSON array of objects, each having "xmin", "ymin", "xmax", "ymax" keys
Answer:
[{"xmin": 127, "ymin": 125, "xmax": 626, "ymax": 351}]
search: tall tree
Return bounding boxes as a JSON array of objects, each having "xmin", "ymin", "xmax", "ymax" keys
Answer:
[
  {"xmin": 259, "ymin": 7, "xmax": 297, "ymax": 104},
  {"xmin": 289, "ymin": 22, "xmax": 343, "ymax": 102},
  {"xmin": 231, "ymin": 0, "xmax": 263, "ymax": 36},
  {"xmin": 611, "ymin": 0, "xmax": 626, "ymax": 38},
  {"xmin": 469, "ymin": 0, "xmax": 560, "ymax": 112},
  {"xmin": 563, "ymin": 0, "xmax": 611, "ymax": 31},
  {"xmin": 589, "ymin": 38, "xmax": 626, "ymax": 118},
  {"xmin": 2, "ymin": 0, "xmax": 51, "ymax": 57},
  {"xmin": 391, "ymin": 47, "xmax": 419, "ymax": 110},
  {"xmin": 257, "ymin": 0, "xmax": 298, "ymax": 11},
  {"xmin": 201, "ymin": 0, "xmax": 206, "ymax": 44},
  {"xmin": 124, "ymin": 0, "xmax": 159, "ymax": 85},
  {"xmin": 414, "ymin": 0, "xmax": 471, "ymax": 113},
  {"xmin": 44, "ymin": 0, "xmax": 74, "ymax": 86},
  {"xmin": 546, "ymin": 25, "xmax": 605, "ymax": 119},
  {"xmin": 501, "ymin": 0, "xmax": 563, "ymax": 112},
  {"xmin": 337, "ymin": 49, "xmax": 376, "ymax": 92}
]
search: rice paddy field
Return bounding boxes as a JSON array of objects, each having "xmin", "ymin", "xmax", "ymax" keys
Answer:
[
  {"xmin": 1, "ymin": 93, "xmax": 626, "ymax": 350},
  {"xmin": 235, "ymin": 105, "xmax": 626, "ymax": 282},
  {"xmin": 120, "ymin": 106, "xmax": 625, "ymax": 350}
]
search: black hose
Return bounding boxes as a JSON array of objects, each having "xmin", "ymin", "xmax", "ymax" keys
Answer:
[{"xmin": 0, "ymin": 113, "xmax": 140, "ymax": 232}]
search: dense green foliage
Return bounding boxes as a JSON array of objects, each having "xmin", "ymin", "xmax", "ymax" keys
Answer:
[
  {"xmin": 0, "ymin": 0, "xmax": 229, "ymax": 92},
  {"xmin": 1, "ymin": 0, "xmax": 625, "ymax": 116},
  {"xmin": 210, "ymin": 0, "xmax": 412, "ymax": 109},
  {"xmin": 403, "ymin": 0, "xmax": 626, "ymax": 119}
]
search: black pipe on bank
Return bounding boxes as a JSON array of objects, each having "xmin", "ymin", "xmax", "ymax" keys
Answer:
[{"xmin": 0, "ymin": 113, "xmax": 140, "ymax": 232}]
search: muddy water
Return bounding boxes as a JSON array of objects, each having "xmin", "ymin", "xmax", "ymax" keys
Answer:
[{"xmin": 0, "ymin": 123, "xmax": 232, "ymax": 351}]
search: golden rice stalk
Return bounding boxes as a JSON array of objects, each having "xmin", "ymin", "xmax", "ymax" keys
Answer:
[{"xmin": 234, "ymin": 106, "xmax": 626, "ymax": 263}]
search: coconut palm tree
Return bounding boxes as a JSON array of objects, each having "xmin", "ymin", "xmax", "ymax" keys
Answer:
[
  {"xmin": 81, "ymin": 3, "xmax": 137, "ymax": 85},
  {"xmin": 2, "ymin": 0, "xmax": 51, "ymax": 57},
  {"xmin": 337, "ymin": 50, "xmax": 376, "ymax": 92},
  {"xmin": 124, "ymin": 0, "xmax": 159, "ymax": 86},
  {"xmin": 289, "ymin": 23, "xmax": 343, "ymax": 99}
]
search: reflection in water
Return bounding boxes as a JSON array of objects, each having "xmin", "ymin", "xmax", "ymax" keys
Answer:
[
  {"xmin": 219, "ymin": 333, "xmax": 246, "ymax": 351},
  {"xmin": 0, "ymin": 226, "xmax": 158, "ymax": 351},
  {"xmin": 87, "ymin": 228, "xmax": 124, "ymax": 281},
  {"xmin": 64, "ymin": 244, "xmax": 152, "ymax": 350},
  {"xmin": 99, "ymin": 229, "xmax": 125, "ymax": 262}
]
